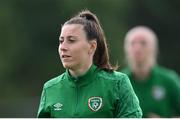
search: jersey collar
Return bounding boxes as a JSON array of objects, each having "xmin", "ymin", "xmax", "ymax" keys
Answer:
[
  {"xmin": 65, "ymin": 64, "xmax": 98, "ymax": 87},
  {"xmin": 126, "ymin": 66, "xmax": 155, "ymax": 85}
]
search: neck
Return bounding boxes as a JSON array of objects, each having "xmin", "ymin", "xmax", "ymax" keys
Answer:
[
  {"xmin": 69, "ymin": 62, "xmax": 92, "ymax": 78},
  {"xmin": 131, "ymin": 63, "xmax": 153, "ymax": 80}
]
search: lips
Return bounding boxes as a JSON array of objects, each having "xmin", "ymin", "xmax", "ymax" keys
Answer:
[
  {"xmin": 61, "ymin": 54, "xmax": 71, "ymax": 61},
  {"xmin": 62, "ymin": 55, "xmax": 71, "ymax": 58}
]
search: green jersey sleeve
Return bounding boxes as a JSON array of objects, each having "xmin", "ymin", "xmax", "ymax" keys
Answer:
[
  {"xmin": 37, "ymin": 88, "xmax": 50, "ymax": 117},
  {"xmin": 115, "ymin": 74, "xmax": 142, "ymax": 117},
  {"xmin": 168, "ymin": 73, "xmax": 180, "ymax": 115}
]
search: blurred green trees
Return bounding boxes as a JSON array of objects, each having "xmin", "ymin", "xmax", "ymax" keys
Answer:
[{"xmin": 0, "ymin": 0, "xmax": 179, "ymax": 117}]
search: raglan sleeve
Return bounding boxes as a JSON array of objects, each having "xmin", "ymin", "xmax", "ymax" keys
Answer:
[
  {"xmin": 168, "ymin": 73, "xmax": 180, "ymax": 116},
  {"xmin": 114, "ymin": 73, "xmax": 142, "ymax": 118},
  {"xmin": 37, "ymin": 86, "xmax": 50, "ymax": 118}
]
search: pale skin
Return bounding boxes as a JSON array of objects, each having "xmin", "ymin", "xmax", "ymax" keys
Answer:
[
  {"xmin": 124, "ymin": 27, "xmax": 157, "ymax": 80},
  {"xmin": 125, "ymin": 27, "xmax": 159, "ymax": 117},
  {"xmin": 59, "ymin": 24, "xmax": 97, "ymax": 77}
]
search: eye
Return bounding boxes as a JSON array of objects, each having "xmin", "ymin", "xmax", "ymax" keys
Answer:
[
  {"xmin": 140, "ymin": 40, "xmax": 147, "ymax": 46},
  {"xmin": 130, "ymin": 40, "xmax": 136, "ymax": 46},
  {"xmin": 59, "ymin": 39, "xmax": 64, "ymax": 44},
  {"xmin": 68, "ymin": 38, "xmax": 76, "ymax": 43},
  {"xmin": 69, "ymin": 39, "xmax": 75, "ymax": 43}
]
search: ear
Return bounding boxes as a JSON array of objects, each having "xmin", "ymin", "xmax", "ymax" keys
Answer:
[{"xmin": 88, "ymin": 40, "xmax": 97, "ymax": 55}]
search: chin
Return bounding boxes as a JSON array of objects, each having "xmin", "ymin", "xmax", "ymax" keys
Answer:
[
  {"xmin": 62, "ymin": 63, "xmax": 73, "ymax": 69},
  {"xmin": 63, "ymin": 64, "xmax": 70, "ymax": 69}
]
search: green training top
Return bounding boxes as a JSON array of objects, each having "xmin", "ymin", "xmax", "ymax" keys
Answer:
[
  {"xmin": 121, "ymin": 65, "xmax": 180, "ymax": 117},
  {"xmin": 37, "ymin": 64, "xmax": 142, "ymax": 118}
]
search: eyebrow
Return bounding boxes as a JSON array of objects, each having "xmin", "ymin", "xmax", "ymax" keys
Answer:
[{"xmin": 59, "ymin": 35, "xmax": 77, "ymax": 40}]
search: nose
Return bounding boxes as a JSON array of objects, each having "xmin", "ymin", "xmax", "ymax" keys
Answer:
[
  {"xmin": 59, "ymin": 41, "xmax": 68, "ymax": 52},
  {"xmin": 134, "ymin": 43, "xmax": 142, "ymax": 50}
]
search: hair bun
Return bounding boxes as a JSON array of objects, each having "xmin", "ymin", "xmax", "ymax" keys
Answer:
[{"xmin": 79, "ymin": 10, "xmax": 98, "ymax": 24}]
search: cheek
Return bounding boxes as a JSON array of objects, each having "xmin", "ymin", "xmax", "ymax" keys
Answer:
[
  {"xmin": 126, "ymin": 47, "xmax": 135, "ymax": 57},
  {"xmin": 73, "ymin": 45, "xmax": 89, "ymax": 59},
  {"xmin": 145, "ymin": 48, "xmax": 154, "ymax": 57},
  {"xmin": 75, "ymin": 47, "xmax": 88, "ymax": 57}
]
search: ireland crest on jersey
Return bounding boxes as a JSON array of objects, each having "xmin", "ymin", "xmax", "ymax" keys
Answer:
[{"xmin": 88, "ymin": 97, "xmax": 102, "ymax": 111}]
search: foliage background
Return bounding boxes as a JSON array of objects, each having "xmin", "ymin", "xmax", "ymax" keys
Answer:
[{"xmin": 0, "ymin": 0, "xmax": 180, "ymax": 117}]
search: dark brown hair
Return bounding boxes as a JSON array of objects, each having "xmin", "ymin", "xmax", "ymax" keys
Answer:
[{"xmin": 62, "ymin": 10, "xmax": 117, "ymax": 71}]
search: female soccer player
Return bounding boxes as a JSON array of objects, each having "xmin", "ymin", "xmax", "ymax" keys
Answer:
[{"xmin": 37, "ymin": 10, "xmax": 142, "ymax": 118}]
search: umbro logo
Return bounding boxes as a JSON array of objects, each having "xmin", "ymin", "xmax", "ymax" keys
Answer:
[{"xmin": 53, "ymin": 102, "xmax": 63, "ymax": 111}]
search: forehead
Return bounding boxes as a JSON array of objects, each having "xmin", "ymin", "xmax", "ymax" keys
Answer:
[
  {"xmin": 60, "ymin": 24, "xmax": 84, "ymax": 36},
  {"xmin": 126, "ymin": 29, "xmax": 155, "ymax": 45}
]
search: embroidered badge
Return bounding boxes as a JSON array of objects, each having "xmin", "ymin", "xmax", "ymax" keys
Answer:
[
  {"xmin": 88, "ymin": 97, "xmax": 102, "ymax": 111},
  {"xmin": 53, "ymin": 102, "xmax": 63, "ymax": 111},
  {"xmin": 152, "ymin": 85, "xmax": 166, "ymax": 100}
]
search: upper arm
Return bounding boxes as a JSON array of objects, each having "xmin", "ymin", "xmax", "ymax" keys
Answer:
[
  {"xmin": 115, "ymin": 74, "xmax": 142, "ymax": 118},
  {"xmin": 37, "ymin": 87, "xmax": 50, "ymax": 118},
  {"xmin": 169, "ymin": 74, "xmax": 180, "ymax": 115}
]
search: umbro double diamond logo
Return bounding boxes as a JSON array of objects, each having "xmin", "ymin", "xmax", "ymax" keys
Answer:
[{"xmin": 53, "ymin": 102, "xmax": 63, "ymax": 111}]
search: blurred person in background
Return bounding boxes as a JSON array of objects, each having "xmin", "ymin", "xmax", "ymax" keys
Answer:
[
  {"xmin": 121, "ymin": 25, "xmax": 180, "ymax": 117},
  {"xmin": 37, "ymin": 10, "xmax": 142, "ymax": 118}
]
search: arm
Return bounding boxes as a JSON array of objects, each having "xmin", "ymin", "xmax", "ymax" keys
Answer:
[
  {"xmin": 169, "ymin": 74, "xmax": 180, "ymax": 116},
  {"xmin": 115, "ymin": 74, "xmax": 142, "ymax": 118},
  {"xmin": 37, "ymin": 87, "xmax": 50, "ymax": 118}
]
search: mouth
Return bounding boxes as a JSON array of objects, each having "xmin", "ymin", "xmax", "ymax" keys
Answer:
[{"xmin": 61, "ymin": 55, "xmax": 71, "ymax": 58}]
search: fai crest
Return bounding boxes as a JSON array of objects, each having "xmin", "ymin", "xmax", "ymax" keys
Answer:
[{"xmin": 88, "ymin": 97, "xmax": 102, "ymax": 111}]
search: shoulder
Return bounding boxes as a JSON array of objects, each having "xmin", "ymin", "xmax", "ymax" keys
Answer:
[
  {"xmin": 97, "ymin": 69, "xmax": 129, "ymax": 82},
  {"xmin": 43, "ymin": 73, "xmax": 66, "ymax": 89},
  {"xmin": 96, "ymin": 69, "xmax": 133, "ymax": 96},
  {"xmin": 154, "ymin": 65, "xmax": 180, "ymax": 80}
]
